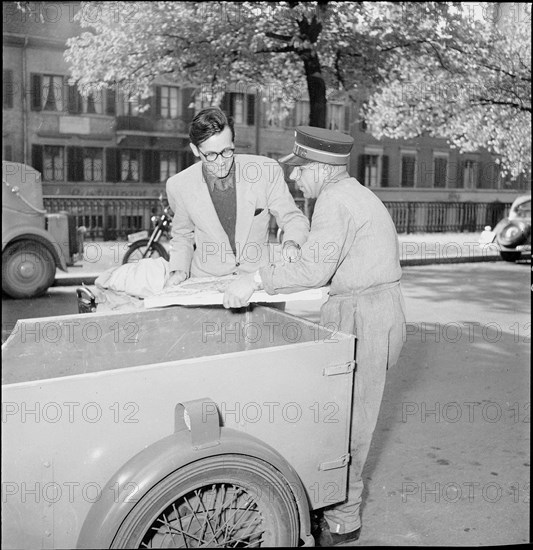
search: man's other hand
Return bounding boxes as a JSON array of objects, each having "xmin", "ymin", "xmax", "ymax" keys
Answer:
[
  {"xmin": 223, "ymin": 273, "xmax": 256, "ymax": 309},
  {"xmin": 165, "ymin": 270, "xmax": 189, "ymax": 287}
]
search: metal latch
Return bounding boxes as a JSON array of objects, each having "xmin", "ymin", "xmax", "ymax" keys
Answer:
[
  {"xmin": 319, "ymin": 453, "xmax": 350, "ymax": 471},
  {"xmin": 323, "ymin": 360, "xmax": 356, "ymax": 376}
]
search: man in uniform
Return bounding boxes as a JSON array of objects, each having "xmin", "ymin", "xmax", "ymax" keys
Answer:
[
  {"xmin": 165, "ymin": 107, "xmax": 309, "ymax": 284},
  {"xmin": 223, "ymin": 126, "xmax": 406, "ymax": 546}
]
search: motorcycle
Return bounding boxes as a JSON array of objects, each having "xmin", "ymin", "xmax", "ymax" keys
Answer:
[{"xmin": 122, "ymin": 195, "xmax": 173, "ymax": 264}]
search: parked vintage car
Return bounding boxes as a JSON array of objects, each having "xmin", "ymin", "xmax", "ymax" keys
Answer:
[
  {"xmin": 479, "ymin": 194, "xmax": 531, "ymax": 262},
  {"xmin": 2, "ymin": 161, "xmax": 85, "ymax": 297}
]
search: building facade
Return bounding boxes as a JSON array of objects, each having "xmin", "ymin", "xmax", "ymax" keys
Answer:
[{"xmin": 3, "ymin": 1, "xmax": 530, "ymax": 205}]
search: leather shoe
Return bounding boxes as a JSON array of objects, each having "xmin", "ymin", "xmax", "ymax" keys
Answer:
[{"xmin": 313, "ymin": 516, "xmax": 361, "ymax": 546}]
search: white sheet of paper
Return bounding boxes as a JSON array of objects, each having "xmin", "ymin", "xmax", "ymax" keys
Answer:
[{"xmin": 143, "ymin": 275, "xmax": 325, "ymax": 308}]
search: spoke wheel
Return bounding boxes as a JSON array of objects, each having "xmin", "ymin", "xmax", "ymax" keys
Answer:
[
  {"xmin": 122, "ymin": 240, "xmax": 169, "ymax": 264},
  {"xmin": 111, "ymin": 455, "xmax": 299, "ymax": 548}
]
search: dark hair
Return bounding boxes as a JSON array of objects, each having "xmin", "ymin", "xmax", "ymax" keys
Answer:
[{"xmin": 189, "ymin": 107, "xmax": 235, "ymax": 147}]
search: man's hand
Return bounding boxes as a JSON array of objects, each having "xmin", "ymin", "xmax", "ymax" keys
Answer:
[
  {"xmin": 282, "ymin": 240, "xmax": 301, "ymax": 263},
  {"xmin": 223, "ymin": 272, "xmax": 257, "ymax": 309},
  {"xmin": 165, "ymin": 270, "xmax": 189, "ymax": 287}
]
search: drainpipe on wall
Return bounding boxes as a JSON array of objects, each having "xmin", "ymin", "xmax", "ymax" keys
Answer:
[{"xmin": 22, "ymin": 35, "xmax": 28, "ymax": 165}]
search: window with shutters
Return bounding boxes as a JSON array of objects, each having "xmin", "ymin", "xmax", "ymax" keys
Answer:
[
  {"xmin": 265, "ymin": 99, "xmax": 286, "ymax": 128},
  {"xmin": 222, "ymin": 92, "xmax": 255, "ymax": 125},
  {"xmin": 232, "ymin": 93, "xmax": 245, "ymax": 124},
  {"xmin": 83, "ymin": 148, "xmax": 104, "ymax": 182},
  {"xmin": 81, "ymin": 89, "xmax": 103, "ymax": 115},
  {"xmin": 364, "ymin": 155, "xmax": 380, "ymax": 187},
  {"xmin": 462, "ymin": 160, "xmax": 478, "ymax": 189},
  {"xmin": 120, "ymin": 150, "xmax": 140, "ymax": 182},
  {"xmin": 118, "ymin": 91, "xmax": 141, "ymax": 116},
  {"xmin": 479, "ymin": 162, "xmax": 501, "ymax": 189},
  {"xmin": 42, "ymin": 75, "xmax": 65, "ymax": 111},
  {"xmin": 361, "ymin": 148, "xmax": 388, "ymax": 188},
  {"xmin": 159, "ymin": 86, "xmax": 181, "ymax": 119},
  {"xmin": 3, "ymin": 69, "xmax": 13, "ymax": 109},
  {"xmin": 327, "ymin": 104, "xmax": 344, "ymax": 131},
  {"xmin": 401, "ymin": 153, "xmax": 417, "ymax": 187},
  {"xmin": 43, "ymin": 146, "xmax": 64, "ymax": 181},
  {"xmin": 160, "ymin": 151, "xmax": 178, "ymax": 181},
  {"xmin": 433, "ymin": 154, "xmax": 448, "ymax": 188}
]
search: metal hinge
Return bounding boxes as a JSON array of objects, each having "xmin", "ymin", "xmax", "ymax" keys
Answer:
[
  {"xmin": 319, "ymin": 453, "xmax": 350, "ymax": 471},
  {"xmin": 323, "ymin": 360, "xmax": 356, "ymax": 376}
]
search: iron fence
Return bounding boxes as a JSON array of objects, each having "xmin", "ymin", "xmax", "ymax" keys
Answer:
[
  {"xmin": 43, "ymin": 196, "xmax": 161, "ymax": 240},
  {"xmin": 43, "ymin": 196, "xmax": 512, "ymax": 240},
  {"xmin": 383, "ymin": 201, "xmax": 510, "ymax": 233}
]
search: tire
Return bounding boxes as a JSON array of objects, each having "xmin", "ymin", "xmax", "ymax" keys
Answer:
[
  {"xmin": 122, "ymin": 239, "xmax": 169, "ymax": 264},
  {"xmin": 111, "ymin": 455, "xmax": 300, "ymax": 548},
  {"xmin": 2, "ymin": 241, "xmax": 56, "ymax": 299},
  {"xmin": 500, "ymin": 251, "xmax": 521, "ymax": 262}
]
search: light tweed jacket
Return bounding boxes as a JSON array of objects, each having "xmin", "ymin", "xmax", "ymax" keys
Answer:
[{"xmin": 166, "ymin": 155, "xmax": 309, "ymax": 277}]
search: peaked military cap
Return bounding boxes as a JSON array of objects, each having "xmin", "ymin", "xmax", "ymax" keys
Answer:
[{"xmin": 279, "ymin": 126, "xmax": 354, "ymax": 166}]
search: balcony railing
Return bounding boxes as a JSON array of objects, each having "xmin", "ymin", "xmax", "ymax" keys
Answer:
[
  {"xmin": 115, "ymin": 116, "xmax": 190, "ymax": 134},
  {"xmin": 115, "ymin": 116, "xmax": 155, "ymax": 132},
  {"xmin": 43, "ymin": 196, "xmax": 511, "ymax": 240}
]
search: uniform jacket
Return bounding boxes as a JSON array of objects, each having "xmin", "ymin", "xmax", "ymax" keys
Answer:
[
  {"xmin": 261, "ymin": 176, "xmax": 406, "ymax": 368},
  {"xmin": 261, "ymin": 176, "xmax": 402, "ymax": 297},
  {"xmin": 166, "ymin": 155, "xmax": 310, "ymax": 277}
]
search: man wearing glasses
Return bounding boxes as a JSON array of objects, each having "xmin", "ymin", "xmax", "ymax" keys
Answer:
[{"xmin": 165, "ymin": 107, "xmax": 309, "ymax": 285}]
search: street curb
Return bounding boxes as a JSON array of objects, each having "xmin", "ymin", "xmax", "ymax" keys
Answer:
[
  {"xmin": 52, "ymin": 256, "xmax": 504, "ymax": 287},
  {"xmin": 53, "ymin": 276, "xmax": 98, "ymax": 287},
  {"xmin": 401, "ymin": 255, "xmax": 502, "ymax": 267}
]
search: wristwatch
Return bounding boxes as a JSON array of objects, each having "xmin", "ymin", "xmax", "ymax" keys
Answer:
[{"xmin": 283, "ymin": 240, "xmax": 301, "ymax": 263}]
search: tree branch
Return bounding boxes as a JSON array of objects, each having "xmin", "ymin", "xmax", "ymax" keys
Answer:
[
  {"xmin": 265, "ymin": 31, "xmax": 293, "ymax": 42},
  {"xmin": 378, "ymin": 39, "xmax": 452, "ymax": 71},
  {"xmin": 255, "ymin": 46, "xmax": 296, "ymax": 54},
  {"xmin": 471, "ymin": 99, "xmax": 531, "ymax": 113}
]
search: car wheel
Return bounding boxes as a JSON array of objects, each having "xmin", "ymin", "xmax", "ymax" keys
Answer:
[
  {"xmin": 500, "ymin": 251, "xmax": 521, "ymax": 262},
  {"xmin": 2, "ymin": 241, "xmax": 56, "ymax": 298},
  {"xmin": 111, "ymin": 455, "xmax": 300, "ymax": 548}
]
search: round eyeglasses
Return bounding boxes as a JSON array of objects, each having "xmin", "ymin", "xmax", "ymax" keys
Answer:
[{"xmin": 199, "ymin": 147, "xmax": 235, "ymax": 162}]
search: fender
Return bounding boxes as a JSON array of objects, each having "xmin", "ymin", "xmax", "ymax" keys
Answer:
[
  {"xmin": 77, "ymin": 427, "xmax": 313, "ymax": 549},
  {"xmin": 2, "ymin": 228, "xmax": 68, "ymax": 271},
  {"xmin": 496, "ymin": 219, "xmax": 531, "ymax": 247}
]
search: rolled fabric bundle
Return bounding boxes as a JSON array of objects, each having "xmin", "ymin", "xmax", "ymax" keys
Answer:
[{"xmin": 95, "ymin": 257, "xmax": 170, "ymax": 298}]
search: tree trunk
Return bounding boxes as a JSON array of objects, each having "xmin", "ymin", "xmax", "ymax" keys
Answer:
[
  {"xmin": 303, "ymin": 58, "xmax": 327, "ymax": 128},
  {"xmin": 307, "ymin": 72, "xmax": 326, "ymax": 127},
  {"xmin": 302, "ymin": 58, "xmax": 325, "ymax": 220}
]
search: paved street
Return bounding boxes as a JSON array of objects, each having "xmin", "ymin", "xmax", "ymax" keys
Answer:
[
  {"xmin": 354, "ymin": 261, "xmax": 530, "ymax": 546},
  {"xmin": 286, "ymin": 261, "xmax": 530, "ymax": 546},
  {"xmin": 1, "ymin": 262, "xmax": 530, "ymax": 546}
]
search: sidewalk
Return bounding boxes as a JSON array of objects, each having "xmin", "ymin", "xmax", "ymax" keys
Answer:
[{"xmin": 54, "ymin": 232, "xmax": 502, "ymax": 287}]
